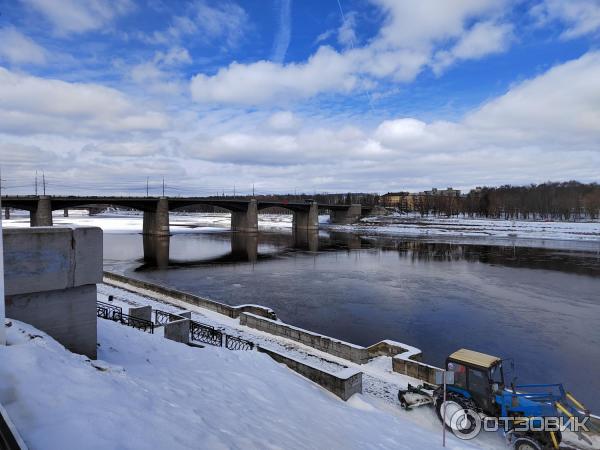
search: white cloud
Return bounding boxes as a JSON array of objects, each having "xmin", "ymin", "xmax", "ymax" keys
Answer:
[
  {"xmin": 0, "ymin": 67, "xmax": 168, "ymax": 136},
  {"xmin": 267, "ymin": 111, "xmax": 301, "ymax": 132},
  {"xmin": 148, "ymin": 0, "xmax": 248, "ymax": 48},
  {"xmin": 0, "ymin": 27, "xmax": 47, "ymax": 65},
  {"xmin": 191, "ymin": 46, "xmax": 359, "ymax": 104},
  {"xmin": 21, "ymin": 0, "xmax": 134, "ymax": 35},
  {"xmin": 189, "ymin": 0, "xmax": 513, "ymax": 105},
  {"xmin": 531, "ymin": 0, "xmax": 600, "ymax": 39},
  {"xmin": 432, "ymin": 20, "xmax": 513, "ymax": 74}
]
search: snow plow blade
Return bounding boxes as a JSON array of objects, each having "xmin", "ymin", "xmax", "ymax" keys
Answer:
[{"xmin": 397, "ymin": 383, "xmax": 437, "ymax": 410}]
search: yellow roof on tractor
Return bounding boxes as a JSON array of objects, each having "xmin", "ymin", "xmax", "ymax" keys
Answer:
[{"xmin": 448, "ymin": 348, "xmax": 501, "ymax": 369}]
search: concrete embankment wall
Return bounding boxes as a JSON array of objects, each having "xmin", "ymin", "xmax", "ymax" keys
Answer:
[
  {"xmin": 240, "ymin": 313, "xmax": 442, "ymax": 382},
  {"xmin": 4, "ymin": 227, "xmax": 102, "ymax": 359},
  {"xmin": 105, "ymin": 272, "xmax": 442, "ymax": 383},
  {"xmin": 257, "ymin": 346, "xmax": 362, "ymax": 401},
  {"xmin": 103, "ymin": 272, "xmax": 276, "ymax": 320}
]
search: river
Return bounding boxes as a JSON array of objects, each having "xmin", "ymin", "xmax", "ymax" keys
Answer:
[{"xmin": 92, "ymin": 217, "xmax": 600, "ymax": 412}]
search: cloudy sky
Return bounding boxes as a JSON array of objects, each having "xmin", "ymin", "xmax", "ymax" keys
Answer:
[{"xmin": 0, "ymin": 0, "xmax": 599, "ymax": 196}]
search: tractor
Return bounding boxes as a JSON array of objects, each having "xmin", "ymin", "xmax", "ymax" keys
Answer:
[{"xmin": 398, "ymin": 348, "xmax": 598, "ymax": 450}]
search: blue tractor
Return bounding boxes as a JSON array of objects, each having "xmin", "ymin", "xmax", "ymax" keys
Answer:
[{"xmin": 398, "ymin": 348, "xmax": 598, "ymax": 450}]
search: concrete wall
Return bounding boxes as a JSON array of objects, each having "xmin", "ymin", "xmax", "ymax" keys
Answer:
[
  {"xmin": 3, "ymin": 227, "xmax": 102, "ymax": 358},
  {"xmin": 241, "ymin": 313, "xmax": 442, "ymax": 383},
  {"xmin": 258, "ymin": 346, "xmax": 362, "ymax": 401},
  {"xmin": 241, "ymin": 312, "xmax": 368, "ymax": 363},
  {"xmin": 30, "ymin": 197, "xmax": 53, "ymax": 227},
  {"xmin": 164, "ymin": 318, "xmax": 190, "ymax": 344},
  {"xmin": 104, "ymin": 272, "xmax": 276, "ymax": 320},
  {"xmin": 231, "ymin": 199, "xmax": 258, "ymax": 233},
  {"xmin": 128, "ymin": 305, "xmax": 151, "ymax": 322},
  {"xmin": 293, "ymin": 202, "xmax": 318, "ymax": 231}
]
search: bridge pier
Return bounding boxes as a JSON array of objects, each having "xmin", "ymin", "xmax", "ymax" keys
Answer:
[
  {"xmin": 142, "ymin": 197, "xmax": 170, "ymax": 236},
  {"xmin": 231, "ymin": 232, "xmax": 258, "ymax": 263},
  {"xmin": 4, "ymin": 207, "xmax": 9, "ymax": 220},
  {"xmin": 30, "ymin": 196, "xmax": 53, "ymax": 227},
  {"xmin": 143, "ymin": 234, "xmax": 170, "ymax": 269},
  {"xmin": 293, "ymin": 202, "xmax": 319, "ymax": 231},
  {"xmin": 329, "ymin": 204, "xmax": 362, "ymax": 225},
  {"xmin": 231, "ymin": 199, "xmax": 258, "ymax": 233}
]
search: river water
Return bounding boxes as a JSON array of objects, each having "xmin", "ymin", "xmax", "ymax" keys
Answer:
[{"xmin": 101, "ymin": 223, "xmax": 600, "ymax": 411}]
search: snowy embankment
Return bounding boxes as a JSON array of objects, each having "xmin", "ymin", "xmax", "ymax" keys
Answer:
[
  {"xmin": 338, "ymin": 214, "xmax": 600, "ymax": 242},
  {"xmin": 0, "ymin": 319, "xmax": 480, "ymax": 450}
]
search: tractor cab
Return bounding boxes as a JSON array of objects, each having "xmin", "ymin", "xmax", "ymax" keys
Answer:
[{"xmin": 445, "ymin": 348, "xmax": 504, "ymax": 415}]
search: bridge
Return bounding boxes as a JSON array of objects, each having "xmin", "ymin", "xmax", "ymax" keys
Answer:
[{"xmin": 1, "ymin": 196, "xmax": 375, "ymax": 234}]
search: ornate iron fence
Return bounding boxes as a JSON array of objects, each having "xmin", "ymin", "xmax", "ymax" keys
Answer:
[
  {"xmin": 96, "ymin": 302, "xmax": 154, "ymax": 334},
  {"xmin": 97, "ymin": 300, "xmax": 122, "ymax": 320},
  {"xmin": 115, "ymin": 313, "xmax": 154, "ymax": 333},
  {"xmin": 225, "ymin": 334, "xmax": 254, "ymax": 351},
  {"xmin": 154, "ymin": 309, "xmax": 183, "ymax": 326},
  {"xmin": 189, "ymin": 321, "xmax": 222, "ymax": 347}
]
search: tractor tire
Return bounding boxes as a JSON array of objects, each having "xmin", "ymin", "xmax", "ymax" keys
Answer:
[
  {"xmin": 512, "ymin": 436, "xmax": 542, "ymax": 450},
  {"xmin": 435, "ymin": 393, "xmax": 479, "ymax": 436}
]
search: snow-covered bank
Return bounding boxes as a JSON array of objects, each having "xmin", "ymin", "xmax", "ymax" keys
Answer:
[
  {"xmin": 0, "ymin": 319, "xmax": 480, "ymax": 450},
  {"xmin": 335, "ymin": 214, "xmax": 600, "ymax": 243}
]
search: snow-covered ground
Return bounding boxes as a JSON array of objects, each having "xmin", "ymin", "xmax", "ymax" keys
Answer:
[
  {"xmin": 346, "ymin": 214, "xmax": 600, "ymax": 242},
  {"xmin": 1, "ymin": 318, "xmax": 485, "ymax": 450}
]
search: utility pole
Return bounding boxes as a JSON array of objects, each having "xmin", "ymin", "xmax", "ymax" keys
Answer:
[
  {"xmin": 146, "ymin": 177, "xmax": 149, "ymax": 197},
  {"xmin": 252, "ymin": 183, "xmax": 255, "ymax": 197},
  {"xmin": 162, "ymin": 178, "xmax": 165, "ymax": 197},
  {"xmin": 35, "ymin": 170, "xmax": 38, "ymax": 196},
  {"xmin": 233, "ymin": 184, "xmax": 236, "ymax": 198},
  {"xmin": 42, "ymin": 172, "xmax": 46, "ymax": 196}
]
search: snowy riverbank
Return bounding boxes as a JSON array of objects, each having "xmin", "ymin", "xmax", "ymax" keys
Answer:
[{"xmin": 0, "ymin": 317, "xmax": 483, "ymax": 450}]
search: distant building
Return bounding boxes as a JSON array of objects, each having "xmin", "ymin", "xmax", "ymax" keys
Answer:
[
  {"xmin": 422, "ymin": 187, "xmax": 461, "ymax": 197},
  {"xmin": 381, "ymin": 192, "xmax": 419, "ymax": 210}
]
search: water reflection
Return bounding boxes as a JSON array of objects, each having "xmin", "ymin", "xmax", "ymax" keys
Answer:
[{"xmin": 133, "ymin": 231, "xmax": 600, "ymax": 277}]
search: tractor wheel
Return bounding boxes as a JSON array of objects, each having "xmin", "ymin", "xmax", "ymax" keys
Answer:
[
  {"xmin": 512, "ymin": 436, "xmax": 542, "ymax": 450},
  {"xmin": 435, "ymin": 393, "xmax": 479, "ymax": 436}
]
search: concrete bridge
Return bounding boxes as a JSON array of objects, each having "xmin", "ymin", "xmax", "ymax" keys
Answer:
[{"xmin": 1, "ymin": 196, "xmax": 375, "ymax": 234}]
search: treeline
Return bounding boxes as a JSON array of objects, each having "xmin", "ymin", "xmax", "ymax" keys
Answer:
[{"xmin": 422, "ymin": 182, "xmax": 600, "ymax": 220}]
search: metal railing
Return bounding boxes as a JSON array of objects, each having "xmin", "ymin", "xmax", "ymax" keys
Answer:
[
  {"xmin": 97, "ymin": 303, "xmax": 254, "ymax": 349},
  {"xmin": 153, "ymin": 309, "xmax": 183, "ymax": 326},
  {"xmin": 96, "ymin": 301, "xmax": 122, "ymax": 319},
  {"xmin": 96, "ymin": 302, "xmax": 154, "ymax": 334},
  {"xmin": 225, "ymin": 334, "xmax": 254, "ymax": 351},
  {"xmin": 189, "ymin": 321, "xmax": 223, "ymax": 347}
]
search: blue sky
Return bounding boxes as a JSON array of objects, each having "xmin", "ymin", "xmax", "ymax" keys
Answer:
[{"xmin": 0, "ymin": 0, "xmax": 599, "ymax": 195}]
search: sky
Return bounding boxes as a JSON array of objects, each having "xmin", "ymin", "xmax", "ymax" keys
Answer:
[{"xmin": 0, "ymin": 0, "xmax": 599, "ymax": 196}]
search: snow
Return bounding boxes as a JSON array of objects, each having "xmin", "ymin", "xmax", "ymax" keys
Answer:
[
  {"xmin": 0, "ymin": 318, "xmax": 483, "ymax": 450},
  {"xmin": 342, "ymin": 214, "xmax": 600, "ymax": 242}
]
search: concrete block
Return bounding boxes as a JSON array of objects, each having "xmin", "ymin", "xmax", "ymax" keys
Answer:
[
  {"xmin": 72, "ymin": 227, "xmax": 103, "ymax": 286},
  {"xmin": 5, "ymin": 284, "xmax": 97, "ymax": 359},
  {"xmin": 3, "ymin": 227, "xmax": 102, "ymax": 296},
  {"xmin": 164, "ymin": 319, "xmax": 190, "ymax": 344},
  {"xmin": 129, "ymin": 305, "xmax": 151, "ymax": 322}
]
